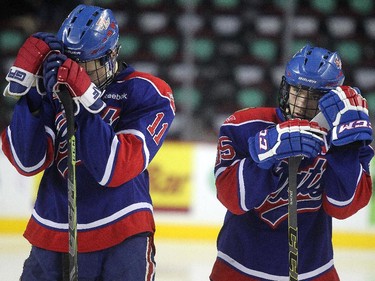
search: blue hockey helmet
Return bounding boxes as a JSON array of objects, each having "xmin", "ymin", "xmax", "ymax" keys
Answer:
[
  {"xmin": 57, "ymin": 4, "xmax": 120, "ymax": 88},
  {"xmin": 278, "ymin": 44, "xmax": 345, "ymax": 120}
]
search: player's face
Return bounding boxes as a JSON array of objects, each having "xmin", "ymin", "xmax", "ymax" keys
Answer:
[
  {"xmin": 79, "ymin": 59, "xmax": 110, "ymax": 88},
  {"xmin": 78, "ymin": 51, "xmax": 118, "ymax": 88},
  {"xmin": 288, "ymin": 86, "xmax": 322, "ymax": 120}
]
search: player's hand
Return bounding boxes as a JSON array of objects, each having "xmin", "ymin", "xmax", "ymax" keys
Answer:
[
  {"xmin": 4, "ymin": 32, "xmax": 63, "ymax": 97},
  {"xmin": 44, "ymin": 55, "xmax": 106, "ymax": 114},
  {"xmin": 43, "ymin": 53, "xmax": 67, "ymax": 94},
  {"xmin": 248, "ymin": 120, "xmax": 327, "ymax": 169},
  {"xmin": 318, "ymin": 86, "xmax": 372, "ymax": 146}
]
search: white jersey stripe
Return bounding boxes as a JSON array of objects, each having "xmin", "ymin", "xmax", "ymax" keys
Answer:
[
  {"xmin": 7, "ymin": 126, "xmax": 47, "ymax": 173},
  {"xmin": 32, "ymin": 202, "xmax": 153, "ymax": 230},
  {"xmin": 217, "ymin": 251, "xmax": 334, "ymax": 280}
]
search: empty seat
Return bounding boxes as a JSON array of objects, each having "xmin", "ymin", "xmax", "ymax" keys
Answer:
[
  {"xmin": 137, "ymin": 12, "xmax": 169, "ymax": 33},
  {"xmin": 216, "ymin": 40, "xmax": 243, "ymax": 58},
  {"xmin": 271, "ymin": 0, "xmax": 288, "ymax": 11},
  {"xmin": 211, "ymin": 0, "xmax": 240, "ymax": 10},
  {"xmin": 136, "ymin": 0, "xmax": 163, "ymax": 8},
  {"xmin": 310, "ymin": 0, "xmax": 337, "ymax": 14},
  {"xmin": 149, "ymin": 36, "xmax": 179, "ymax": 60},
  {"xmin": 254, "ymin": 15, "xmax": 282, "ymax": 37},
  {"xmin": 234, "ymin": 65, "xmax": 266, "ymax": 86},
  {"xmin": 0, "ymin": 30, "xmax": 24, "ymax": 54},
  {"xmin": 326, "ymin": 16, "xmax": 356, "ymax": 38},
  {"xmin": 176, "ymin": 0, "xmax": 203, "ymax": 8},
  {"xmin": 353, "ymin": 68, "xmax": 375, "ymax": 91},
  {"xmin": 173, "ymin": 87, "xmax": 202, "ymax": 112},
  {"xmin": 293, "ymin": 16, "xmax": 320, "ymax": 37},
  {"xmin": 176, "ymin": 14, "xmax": 205, "ymax": 34},
  {"xmin": 167, "ymin": 63, "xmax": 197, "ymax": 85},
  {"xmin": 236, "ymin": 88, "xmax": 266, "ymax": 108},
  {"xmin": 118, "ymin": 35, "xmax": 141, "ymax": 58},
  {"xmin": 94, "ymin": 0, "xmax": 117, "ymax": 6},
  {"xmin": 363, "ymin": 18, "xmax": 375, "ymax": 40},
  {"xmin": 248, "ymin": 39, "xmax": 278, "ymax": 63},
  {"xmin": 189, "ymin": 38, "xmax": 215, "ymax": 62},
  {"xmin": 347, "ymin": 0, "xmax": 374, "ymax": 15},
  {"xmin": 335, "ymin": 40, "xmax": 362, "ymax": 65},
  {"xmin": 211, "ymin": 15, "xmax": 241, "ymax": 37}
]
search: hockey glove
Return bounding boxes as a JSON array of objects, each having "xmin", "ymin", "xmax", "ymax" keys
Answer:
[
  {"xmin": 4, "ymin": 32, "xmax": 63, "ymax": 97},
  {"xmin": 43, "ymin": 53, "xmax": 67, "ymax": 93},
  {"xmin": 318, "ymin": 86, "xmax": 372, "ymax": 146},
  {"xmin": 45, "ymin": 55, "xmax": 106, "ymax": 114},
  {"xmin": 248, "ymin": 120, "xmax": 327, "ymax": 169}
]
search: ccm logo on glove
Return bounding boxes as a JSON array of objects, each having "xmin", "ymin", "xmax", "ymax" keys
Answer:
[
  {"xmin": 337, "ymin": 120, "xmax": 371, "ymax": 132},
  {"xmin": 7, "ymin": 69, "xmax": 27, "ymax": 82}
]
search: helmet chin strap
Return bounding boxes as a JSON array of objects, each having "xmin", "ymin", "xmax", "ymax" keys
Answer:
[{"xmin": 113, "ymin": 61, "xmax": 118, "ymax": 75}]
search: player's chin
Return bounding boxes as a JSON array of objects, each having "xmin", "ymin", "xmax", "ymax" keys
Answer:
[
  {"xmin": 294, "ymin": 112, "xmax": 315, "ymax": 120},
  {"xmin": 292, "ymin": 113, "xmax": 305, "ymax": 119}
]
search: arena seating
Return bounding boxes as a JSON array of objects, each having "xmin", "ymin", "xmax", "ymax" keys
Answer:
[{"xmin": 0, "ymin": 0, "xmax": 374, "ymax": 141}]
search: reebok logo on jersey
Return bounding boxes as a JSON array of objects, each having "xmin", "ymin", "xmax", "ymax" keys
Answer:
[{"xmin": 104, "ymin": 93, "xmax": 128, "ymax": 100}]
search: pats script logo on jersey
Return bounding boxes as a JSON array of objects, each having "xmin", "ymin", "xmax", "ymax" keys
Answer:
[{"xmin": 255, "ymin": 158, "xmax": 327, "ymax": 228}]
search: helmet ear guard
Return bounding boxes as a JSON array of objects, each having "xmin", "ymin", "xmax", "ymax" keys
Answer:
[
  {"xmin": 278, "ymin": 44, "xmax": 345, "ymax": 120},
  {"xmin": 57, "ymin": 4, "xmax": 120, "ymax": 89}
]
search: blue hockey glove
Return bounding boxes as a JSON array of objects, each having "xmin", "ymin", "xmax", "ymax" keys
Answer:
[
  {"xmin": 318, "ymin": 86, "xmax": 372, "ymax": 146},
  {"xmin": 43, "ymin": 54, "xmax": 106, "ymax": 114},
  {"xmin": 33, "ymin": 32, "xmax": 64, "ymax": 53},
  {"xmin": 43, "ymin": 53, "xmax": 68, "ymax": 94},
  {"xmin": 249, "ymin": 120, "xmax": 327, "ymax": 169},
  {"xmin": 4, "ymin": 32, "xmax": 63, "ymax": 97}
]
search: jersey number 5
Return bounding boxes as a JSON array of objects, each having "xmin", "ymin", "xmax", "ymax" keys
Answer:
[{"xmin": 215, "ymin": 136, "xmax": 236, "ymax": 166}]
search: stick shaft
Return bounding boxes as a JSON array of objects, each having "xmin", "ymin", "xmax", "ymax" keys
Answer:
[
  {"xmin": 288, "ymin": 156, "xmax": 302, "ymax": 281},
  {"xmin": 57, "ymin": 90, "xmax": 78, "ymax": 281}
]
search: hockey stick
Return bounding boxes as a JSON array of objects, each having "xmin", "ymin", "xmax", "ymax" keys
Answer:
[
  {"xmin": 288, "ymin": 155, "xmax": 302, "ymax": 281},
  {"xmin": 56, "ymin": 88, "xmax": 78, "ymax": 281},
  {"xmin": 286, "ymin": 113, "xmax": 327, "ymax": 280}
]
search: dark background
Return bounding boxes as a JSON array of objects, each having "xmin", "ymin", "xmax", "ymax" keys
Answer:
[{"xmin": 1, "ymin": 0, "xmax": 374, "ymax": 142}]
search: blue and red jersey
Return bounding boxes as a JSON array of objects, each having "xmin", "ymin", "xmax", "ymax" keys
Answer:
[
  {"xmin": 1, "ymin": 65, "xmax": 175, "ymax": 253},
  {"xmin": 210, "ymin": 107, "xmax": 373, "ymax": 281}
]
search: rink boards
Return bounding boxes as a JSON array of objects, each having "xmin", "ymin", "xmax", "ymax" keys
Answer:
[{"xmin": 1, "ymin": 141, "xmax": 374, "ymax": 249}]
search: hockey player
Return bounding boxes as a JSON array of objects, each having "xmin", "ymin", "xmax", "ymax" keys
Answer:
[
  {"xmin": 210, "ymin": 45, "xmax": 373, "ymax": 281},
  {"xmin": 1, "ymin": 4, "xmax": 175, "ymax": 280}
]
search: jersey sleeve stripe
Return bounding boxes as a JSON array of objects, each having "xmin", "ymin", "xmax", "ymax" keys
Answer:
[
  {"xmin": 6, "ymin": 126, "xmax": 47, "ymax": 173},
  {"xmin": 117, "ymin": 129, "xmax": 150, "ymax": 167},
  {"xmin": 99, "ymin": 136, "xmax": 119, "ymax": 186},
  {"xmin": 215, "ymin": 159, "xmax": 240, "ymax": 179},
  {"xmin": 239, "ymin": 159, "xmax": 249, "ymax": 212},
  {"xmin": 326, "ymin": 166, "xmax": 363, "ymax": 207}
]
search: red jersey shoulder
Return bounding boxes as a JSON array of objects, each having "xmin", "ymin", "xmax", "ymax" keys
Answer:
[
  {"xmin": 223, "ymin": 107, "xmax": 279, "ymax": 125},
  {"xmin": 123, "ymin": 71, "xmax": 175, "ymax": 113}
]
